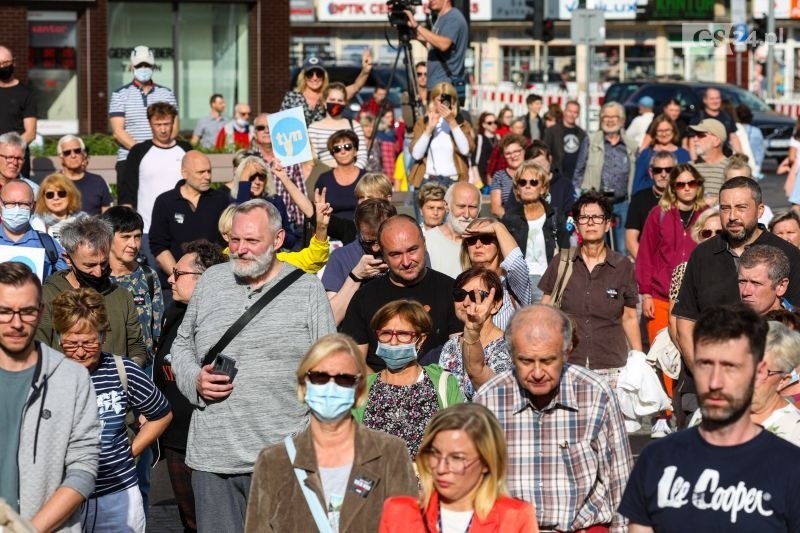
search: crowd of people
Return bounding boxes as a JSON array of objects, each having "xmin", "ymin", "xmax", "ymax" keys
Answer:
[{"xmin": 2, "ymin": 10, "xmax": 800, "ymax": 532}]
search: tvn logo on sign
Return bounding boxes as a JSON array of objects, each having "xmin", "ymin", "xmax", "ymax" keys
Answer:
[{"xmin": 682, "ymin": 23, "xmax": 785, "ymax": 53}]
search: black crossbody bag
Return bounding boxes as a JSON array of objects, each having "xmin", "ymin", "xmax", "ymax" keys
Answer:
[{"xmin": 201, "ymin": 268, "xmax": 304, "ymax": 366}]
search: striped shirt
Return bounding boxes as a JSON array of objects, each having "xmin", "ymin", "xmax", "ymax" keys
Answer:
[
  {"xmin": 494, "ymin": 247, "xmax": 532, "ymax": 331},
  {"xmin": 108, "ymin": 81, "xmax": 178, "ymax": 161},
  {"xmin": 474, "ymin": 365, "xmax": 633, "ymax": 533},
  {"xmin": 308, "ymin": 121, "xmax": 368, "ymax": 170},
  {"xmin": 90, "ymin": 353, "xmax": 171, "ymax": 497}
]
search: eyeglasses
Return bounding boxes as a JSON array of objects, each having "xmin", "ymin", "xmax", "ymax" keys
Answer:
[
  {"xmin": 61, "ymin": 148, "xmax": 83, "ymax": 157},
  {"xmin": 576, "ymin": 214, "xmax": 607, "ymax": 225},
  {"xmin": 332, "ymin": 143, "xmax": 354, "ymax": 154},
  {"xmin": 463, "ymin": 235, "xmax": 494, "ymax": 247},
  {"xmin": 425, "ymin": 450, "xmax": 481, "ymax": 475},
  {"xmin": 766, "ymin": 369, "xmax": 789, "ymax": 378},
  {"xmin": 306, "ymin": 370, "xmax": 360, "ymax": 388},
  {"xmin": 307, "ymin": 69, "xmax": 324, "ymax": 79},
  {"xmin": 700, "ymin": 228, "xmax": 723, "ymax": 239},
  {"xmin": 134, "ymin": 63, "xmax": 153, "ymax": 69},
  {"xmin": 674, "ymin": 179, "xmax": 699, "ymax": 190},
  {"xmin": 504, "ymin": 149, "xmax": 524, "ymax": 158},
  {"xmin": 249, "ymin": 173, "xmax": 267, "ymax": 182},
  {"xmin": 516, "ymin": 178, "xmax": 541, "ymax": 188},
  {"xmin": 453, "ymin": 288, "xmax": 490, "ymax": 303},
  {"xmin": 375, "ymin": 329, "xmax": 419, "ymax": 343},
  {"xmin": 483, "ymin": 120, "xmax": 496, "ymax": 125},
  {"xmin": 416, "ymin": 71, "xmax": 427, "ymax": 77},
  {"xmin": 60, "ymin": 339, "xmax": 101, "ymax": 352},
  {"xmin": 44, "ymin": 190, "xmax": 68, "ymax": 200},
  {"xmin": 0, "ymin": 154, "xmax": 24, "ymax": 163},
  {"xmin": 254, "ymin": 125, "xmax": 267, "ymax": 132},
  {"xmin": 0, "ymin": 307, "xmax": 39, "ymax": 324},
  {"xmin": 172, "ymin": 268, "xmax": 202, "ymax": 280},
  {"xmin": 1, "ymin": 200, "xmax": 32, "ymax": 209},
  {"xmin": 651, "ymin": 166, "xmax": 674, "ymax": 175}
]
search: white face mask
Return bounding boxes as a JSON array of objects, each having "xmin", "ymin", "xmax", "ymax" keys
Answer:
[{"xmin": 133, "ymin": 67, "xmax": 153, "ymax": 83}]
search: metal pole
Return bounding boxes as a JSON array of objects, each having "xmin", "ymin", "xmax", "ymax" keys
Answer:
[
  {"xmin": 736, "ymin": 51, "xmax": 742, "ymax": 87},
  {"xmin": 767, "ymin": 0, "xmax": 775, "ymax": 98},
  {"xmin": 542, "ymin": 0, "xmax": 549, "ymax": 85},
  {"xmin": 584, "ymin": 45, "xmax": 592, "ymax": 131}
]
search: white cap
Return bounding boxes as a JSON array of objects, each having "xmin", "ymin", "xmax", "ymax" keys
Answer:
[{"xmin": 130, "ymin": 46, "xmax": 155, "ymax": 66}]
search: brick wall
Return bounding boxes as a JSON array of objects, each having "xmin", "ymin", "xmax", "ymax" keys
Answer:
[
  {"xmin": 77, "ymin": 0, "xmax": 109, "ymax": 134},
  {"xmin": 250, "ymin": 0, "xmax": 290, "ymax": 114},
  {"xmin": 0, "ymin": 7, "xmax": 29, "ymax": 83}
]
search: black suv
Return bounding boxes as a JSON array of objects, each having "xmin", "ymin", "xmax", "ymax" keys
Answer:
[{"xmin": 604, "ymin": 80, "xmax": 795, "ymax": 161}]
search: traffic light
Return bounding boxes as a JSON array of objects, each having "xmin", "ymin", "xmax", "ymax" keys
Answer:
[
  {"xmin": 525, "ymin": 0, "xmax": 544, "ymax": 41},
  {"xmin": 542, "ymin": 19, "xmax": 555, "ymax": 43}
]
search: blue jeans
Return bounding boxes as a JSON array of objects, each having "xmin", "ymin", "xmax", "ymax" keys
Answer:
[
  {"xmin": 82, "ymin": 485, "xmax": 146, "ymax": 532},
  {"xmin": 611, "ymin": 200, "xmax": 629, "ymax": 255}
]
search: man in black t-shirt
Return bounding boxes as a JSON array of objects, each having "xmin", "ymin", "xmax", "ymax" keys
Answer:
[
  {"xmin": 620, "ymin": 305, "xmax": 800, "ymax": 532},
  {"xmin": 625, "ymin": 151, "xmax": 675, "ymax": 259},
  {"xmin": 340, "ymin": 214, "xmax": 462, "ymax": 371},
  {"xmin": 543, "ymin": 100, "xmax": 586, "ymax": 185},
  {"xmin": 688, "ymin": 87, "xmax": 741, "ymax": 157},
  {"xmin": 0, "ymin": 46, "xmax": 36, "ymax": 179},
  {"xmin": 57, "ymin": 135, "xmax": 113, "ymax": 215}
]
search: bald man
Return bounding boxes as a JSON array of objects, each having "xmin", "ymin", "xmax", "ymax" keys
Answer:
[
  {"xmin": 425, "ymin": 181, "xmax": 481, "ymax": 278},
  {"xmin": 149, "ymin": 150, "xmax": 229, "ymax": 281},
  {"xmin": 0, "ymin": 45, "xmax": 37, "ymax": 178}
]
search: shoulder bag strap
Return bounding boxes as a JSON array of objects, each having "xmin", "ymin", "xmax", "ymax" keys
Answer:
[
  {"xmin": 551, "ymin": 247, "xmax": 577, "ymax": 308},
  {"xmin": 113, "ymin": 354, "xmax": 128, "ymax": 394},
  {"xmin": 284, "ymin": 436, "xmax": 334, "ymax": 533},
  {"xmin": 201, "ymin": 268, "xmax": 304, "ymax": 367}
]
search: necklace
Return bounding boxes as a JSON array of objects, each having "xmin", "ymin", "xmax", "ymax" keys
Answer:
[{"xmin": 678, "ymin": 208, "xmax": 694, "ymax": 230}]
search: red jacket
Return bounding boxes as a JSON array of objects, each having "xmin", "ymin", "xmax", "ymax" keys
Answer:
[
  {"xmin": 635, "ymin": 205, "xmax": 705, "ymax": 300},
  {"xmin": 379, "ymin": 492, "xmax": 539, "ymax": 533}
]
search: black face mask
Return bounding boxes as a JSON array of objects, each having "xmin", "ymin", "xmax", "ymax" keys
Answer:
[
  {"xmin": 326, "ymin": 102, "xmax": 344, "ymax": 118},
  {"xmin": 71, "ymin": 261, "xmax": 112, "ymax": 293},
  {"xmin": 0, "ymin": 65, "xmax": 14, "ymax": 82}
]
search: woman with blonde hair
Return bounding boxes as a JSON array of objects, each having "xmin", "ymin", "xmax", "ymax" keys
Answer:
[
  {"xmin": 379, "ymin": 403, "xmax": 538, "ymax": 532},
  {"xmin": 34, "ymin": 172, "xmax": 84, "ymax": 241},
  {"xmin": 245, "ymin": 333, "xmax": 417, "ymax": 532},
  {"xmin": 408, "ymin": 82, "xmax": 475, "ymax": 192}
]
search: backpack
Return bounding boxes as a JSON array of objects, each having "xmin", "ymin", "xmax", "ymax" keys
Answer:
[{"xmin": 35, "ymin": 231, "xmax": 59, "ymax": 276}]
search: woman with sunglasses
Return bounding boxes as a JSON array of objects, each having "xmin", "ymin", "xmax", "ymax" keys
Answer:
[
  {"xmin": 315, "ymin": 129, "xmax": 367, "ymax": 244},
  {"xmin": 34, "ymin": 172, "xmax": 84, "ymax": 243},
  {"xmin": 308, "ymin": 82, "xmax": 368, "ymax": 170},
  {"xmin": 474, "ymin": 112, "xmax": 498, "ymax": 186},
  {"xmin": 438, "ymin": 268, "xmax": 512, "ymax": 400},
  {"xmin": 632, "ymin": 115, "xmax": 691, "ymax": 195},
  {"xmin": 281, "ymin": 52, "xmax": 373, "ymax": 126},
  {"xmin": 637, "ymin": 164, "xmax": 706, "ymax": 344},
  {"xmin": 353, "ymin": 300, "xmax": 464, "ymax": 460},
  {"xmin": 379, "ymin": 403, "xmax": 538, "ymax": 533},
  {"xmin": 501, "ymin": 161, "xmax": 570, "ymax": 303},
  {"xmin": 459, "ymin": 218, "xmax": 530, "ymax": 330},
  {"xmin": 51, "ymin": 288, "xmax": 172, "ymax": 532},
  {"xmin": 245, "ymin": 333, "xmax": 417, "ymax": 532}
]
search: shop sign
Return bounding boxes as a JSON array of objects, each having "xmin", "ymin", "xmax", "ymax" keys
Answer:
[
  {"xmin": 642, "ymin": 0, "xmax": 715, "ymax": 20},
  {"xmin": 316, "ymin": 0, "xmax": 491, "ymax": 22},
  {"xmin": 559, "ymin": 0, "xmax": 645, "ymax": 20},
  {"xmin": 291, "ymin": 0, "xmax": 315, "ymax": 22}
]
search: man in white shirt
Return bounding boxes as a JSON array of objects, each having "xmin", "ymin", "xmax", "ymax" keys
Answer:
[
  {"xmin": 425, "ymin": 182, "xmax": 480, "ymax": 278},
  {"xmin": 628, "ymin": 96, "xmax": 655, "ymax": 148}
]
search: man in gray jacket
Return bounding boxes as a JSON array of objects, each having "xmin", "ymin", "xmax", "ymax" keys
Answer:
[
  {"xmin": 172, "ymin": 198, "xmax": 335, "ymax": 532},
  {"xmin": 0, "ymin": 262, "xmax": 100, "ymax": 532}
]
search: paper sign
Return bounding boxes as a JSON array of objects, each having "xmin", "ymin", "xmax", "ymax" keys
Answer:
[
  {"xmin": 0, "ymin": 246, "xmax": 46, "ymax": 282},
  {"xmin": 267, "ymin": 107, "xmax": 313, "ymax": 166}
]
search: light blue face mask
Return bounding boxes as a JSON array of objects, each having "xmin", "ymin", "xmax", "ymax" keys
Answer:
[
  {"xmin": 375, "ymin": 342, "xmax": 418, "ymax": 371},
  {"xmin": 305, "ymin": 381, "xmax": 355, "ymax": 423},
  {"xmin": 133, "ymin": 67, "xmax": 153, "ymax": 83},
  {"xmin": 1, "ymin": 206, "xmax": 30, "ymax": 232}
]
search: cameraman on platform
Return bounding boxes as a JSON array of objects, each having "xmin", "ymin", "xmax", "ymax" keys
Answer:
[{"xmin": 405, "ymin": 0, "xmax": 468, "ymax": 104}]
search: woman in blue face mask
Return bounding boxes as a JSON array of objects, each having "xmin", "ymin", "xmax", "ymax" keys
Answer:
[
  {"xmin": 245, "ymin": 333, "xmax": 418, "ymax": 533},
  {"xmin": 352, "ymin": 300, "xmax": 465, "ymax": 461}
]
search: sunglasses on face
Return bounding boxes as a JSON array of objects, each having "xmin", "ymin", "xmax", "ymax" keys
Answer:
[
  {"xmin": 700, "ymin": 228, "xmax": 723, "ymax": 239},
  {"xmin": 453, "ymin": 288, "xmax": 490, "ymax": 303},
  {"xmin": 249, "ymin": 173, "xmax": 267, "ymax": 182},
  {"xmin": 516, "ymin": 178, "xmax": 541, "ymax": 188},
  {"xmin": 254, "ymin": 125, "xmax": 268, "ymax": 131},
  {"xmin": 484, "ymin": 120, "xmax": 496, "ymax": 125},
  {"xmin": 307, "ymin": 69, "xmax": 324, "ymax": 79},
  {"xmin": 62, "ymin": 148, "xmax": 83, "ymax": 157},
  {"xmin": 416, "ymin": 71, "xmax": 427, "ymax": 77},
  {"xmin": 651, "ymin": 166, "xmax": 674, "ymax": 175},
  {"xmin": 463, "ymin": 235, "xmax": 495, "ymax": 247},
  {"xmin": 693, "ymin": 132, "xmax": 709, "ymax": 139},
  {"xmin": 306, "ymin": 370, "xmax": 360, "ymax": 388},
  {"xmin": 44, "ymin": 190, "xmax": 68, "ymax": 200},
  {"xmin": 332, "ymin": 143, "xmax": 354, "ymax": 154},
  {"xmin": 674, "ymin": 179, "xmax": 699, "ymax": 190}
]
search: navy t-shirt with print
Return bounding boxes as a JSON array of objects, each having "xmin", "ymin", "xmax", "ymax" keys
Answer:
[
  {"xmin": 620, "ymin": 427, "xmax": 800, "ymax": 532},
  {"xmin": 91, "ymin": 353, "xmax": 171, "ymax": 497}
]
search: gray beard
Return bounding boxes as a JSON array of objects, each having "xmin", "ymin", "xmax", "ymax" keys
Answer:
[{"xmin": 231, "ymin": 246, "xmax": 275, "ymax": 279}]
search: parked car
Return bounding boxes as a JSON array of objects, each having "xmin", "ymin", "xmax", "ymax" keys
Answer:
[{"xmin": 604, "ymin": 80, "xmax": 795, "ymax": 160}]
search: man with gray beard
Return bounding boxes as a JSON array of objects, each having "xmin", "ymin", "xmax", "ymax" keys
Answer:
[
  {"xmin": 424, "ymin": 181, "xmax": 480, "ymax": 278},
  {"xmin": 170, "ymin": 199, "xmax": 335, "ymax": 533}
]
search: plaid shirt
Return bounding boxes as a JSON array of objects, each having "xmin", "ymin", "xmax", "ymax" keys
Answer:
[
  {"xmin": 265, "ymin": 158, "xmax": 307, "ymax": 228},
  {"xmin": 474, "ymin": 365, "xmax": 633, "ymax": 533}
]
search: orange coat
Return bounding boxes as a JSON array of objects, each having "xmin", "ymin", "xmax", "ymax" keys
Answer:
[{"xmin": 379, "ymin": 492, "xmax": 539, "ymax": 533}]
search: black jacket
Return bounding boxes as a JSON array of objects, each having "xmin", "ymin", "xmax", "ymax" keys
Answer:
[{"xmin": 501, "ymin": 199, "xmax": 571, "ymax": 260}]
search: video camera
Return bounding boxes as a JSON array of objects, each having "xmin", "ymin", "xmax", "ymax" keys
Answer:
[{"xmin": 387, "ymin": 0, "xmax": 422, "ymax": 34}]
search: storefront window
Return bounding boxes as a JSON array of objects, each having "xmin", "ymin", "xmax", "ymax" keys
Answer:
[
  {"xmin": 108, "ymin": 2, "xmax": 249, "ymax": 131},
  {"xmin": 28, "ymin": 11, "xmax": 79, "ymax": 135}
]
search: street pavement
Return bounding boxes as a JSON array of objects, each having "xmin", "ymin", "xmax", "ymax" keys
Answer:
[{"xmin": 145, "ymin": 162, "xmax": 793, "ymax": 532}]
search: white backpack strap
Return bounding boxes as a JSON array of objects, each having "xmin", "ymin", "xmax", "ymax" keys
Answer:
[
  {"xmin": 439, "ymin": 370, "xmax": 450, "ymax": 409},
  {"xmin": 284, "ymin": 436, "xmax": 333, "ymax": 533}
]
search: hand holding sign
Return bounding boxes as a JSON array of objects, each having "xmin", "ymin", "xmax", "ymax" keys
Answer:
[{"xmin": 267, "ymin": 107, "xmax": 313, "ymax": 166}]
